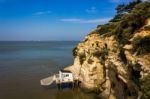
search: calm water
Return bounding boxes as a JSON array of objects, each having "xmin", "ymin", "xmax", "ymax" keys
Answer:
[{"xmin": 0, "ymin": 41, "xmax": 99, "ymax": 99}]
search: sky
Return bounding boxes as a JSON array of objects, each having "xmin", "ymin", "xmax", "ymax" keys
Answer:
[{"xmin": 0, "ymin": 0, "xmax": 132, "ymax": 41}]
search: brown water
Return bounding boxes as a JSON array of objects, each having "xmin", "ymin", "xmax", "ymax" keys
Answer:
[{"xmin": 0, "ymin": 41, "xmax": 100, "ymax": 99}]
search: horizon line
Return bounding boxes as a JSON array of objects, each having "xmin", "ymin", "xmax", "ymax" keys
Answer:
[{"xmin": 0, "ymin": 40, "xmax": 81, "ymax": 42}]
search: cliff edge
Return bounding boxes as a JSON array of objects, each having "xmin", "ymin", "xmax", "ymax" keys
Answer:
[{"xmin": 65, "ymin": 1, "xmax": 150, "ymax": 99}]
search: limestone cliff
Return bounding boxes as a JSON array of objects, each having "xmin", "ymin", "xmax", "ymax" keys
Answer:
[{"xmin": 65, "ymin": 2, "xmax": 150, "ymax": 99}]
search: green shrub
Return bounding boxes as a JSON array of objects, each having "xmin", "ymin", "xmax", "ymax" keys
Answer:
[
  {"xmin": 123, "ymin": 27, "xmax": 134, "ymax": 39},
  {"xmin": 96, "ymin": 2, "xmax": 150, "ymax": 45},
  {"xmin": 79, "ymin": 54, "xmax": 86, "ymax": 65},
  {"xmin": 96, "ymin": 23, "xmax": 117, "ymax": 35},
  {"xmin": 73, "ymin": 47, "xmax": 78, "ymax": 57},
  {"xmin": 132, "ymin": 36, "xmax": 150, "ymax": 55}
]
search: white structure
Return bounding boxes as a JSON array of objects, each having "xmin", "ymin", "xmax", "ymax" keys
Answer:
[
  {"xmin": 59, "ymin": 70, "xmax": 73, "ymax": 83},
  {"xmin": 40, "ymin": 70, "xmax": 74, "ymax": 86}
]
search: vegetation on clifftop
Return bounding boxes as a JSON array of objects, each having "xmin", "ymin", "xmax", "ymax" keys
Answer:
[{"xmin": 93, "ymin": 0, "xmax": 150, "ymax": 54}]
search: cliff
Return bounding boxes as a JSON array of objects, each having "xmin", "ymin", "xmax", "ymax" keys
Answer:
[{"xmin": 65, "ymin": 1, "xmax": 150, "ymax": 99}]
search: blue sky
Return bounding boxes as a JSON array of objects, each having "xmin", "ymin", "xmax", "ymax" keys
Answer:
[{"xmin": 0, "ymin": 0, "xmax": 131, "ymax": 41}]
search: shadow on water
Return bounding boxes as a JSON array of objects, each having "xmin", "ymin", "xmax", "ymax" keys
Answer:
[
  {"xmin": 42, "ymin": 83, "xmax": 100, "ymax": 99},
  {"xmin": 56, "ymin": 88, "xmax": 100, "ymax": 99},
  {"xmin": 48, "ymin": 88, "xmax": 100, "ymax": 99},
  {"xmin": 42, "ymin": 84, "xmax": 100, "ymax": 99}
]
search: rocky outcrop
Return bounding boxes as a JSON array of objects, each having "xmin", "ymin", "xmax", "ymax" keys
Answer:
[{"xmin": 65, "ymin": 17, "xmax": 150, "ymax": 99}]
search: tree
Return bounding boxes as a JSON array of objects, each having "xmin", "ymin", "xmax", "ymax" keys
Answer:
[{"xmin": 110, "ymin": 0, "xmax": 142, "ymax": 22}]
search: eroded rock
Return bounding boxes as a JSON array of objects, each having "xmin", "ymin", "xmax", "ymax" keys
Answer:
[{"xmin": 65, "ymin": 19, "xmax": 150, "ymax": 99}]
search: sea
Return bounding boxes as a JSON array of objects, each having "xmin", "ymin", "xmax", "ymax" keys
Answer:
[{"xmin": 0, "ymin": 41, "xmax": 100, "ymax": 99}]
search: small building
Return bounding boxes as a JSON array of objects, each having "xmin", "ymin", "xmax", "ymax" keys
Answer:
[
  {"xmin": 40, "ymin": 69, "xmax": 76, "ymax": 89},
  {"xmin": 59, "ymin": 70, "xmax": 73, "ymax": 83}
]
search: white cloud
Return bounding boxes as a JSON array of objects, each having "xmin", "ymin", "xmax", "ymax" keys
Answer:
[
  {"xmin": 33, "ymin": 11, "xmax": 51, "ymax": 16},
  {"xmin": 110, "ymin": 0, "xmax": 134, "ymax": 3},
  {"xmin": 86, "ymin": 7, "xmax": 98, "ymax": 14},
  {"xmin": 110, "ymin": 0, "xmax": 120, "ymax": 3},
  {"xmin": 60, "ymin": 18, "xmax": 111, "ymax": 24},
  {"xmin": 142, "ymin": 0, "xmax": 150, "ymax": 1},
  {"xmin": 61, "ymin": 18, "xmax": 82, "ymax": 22}
]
